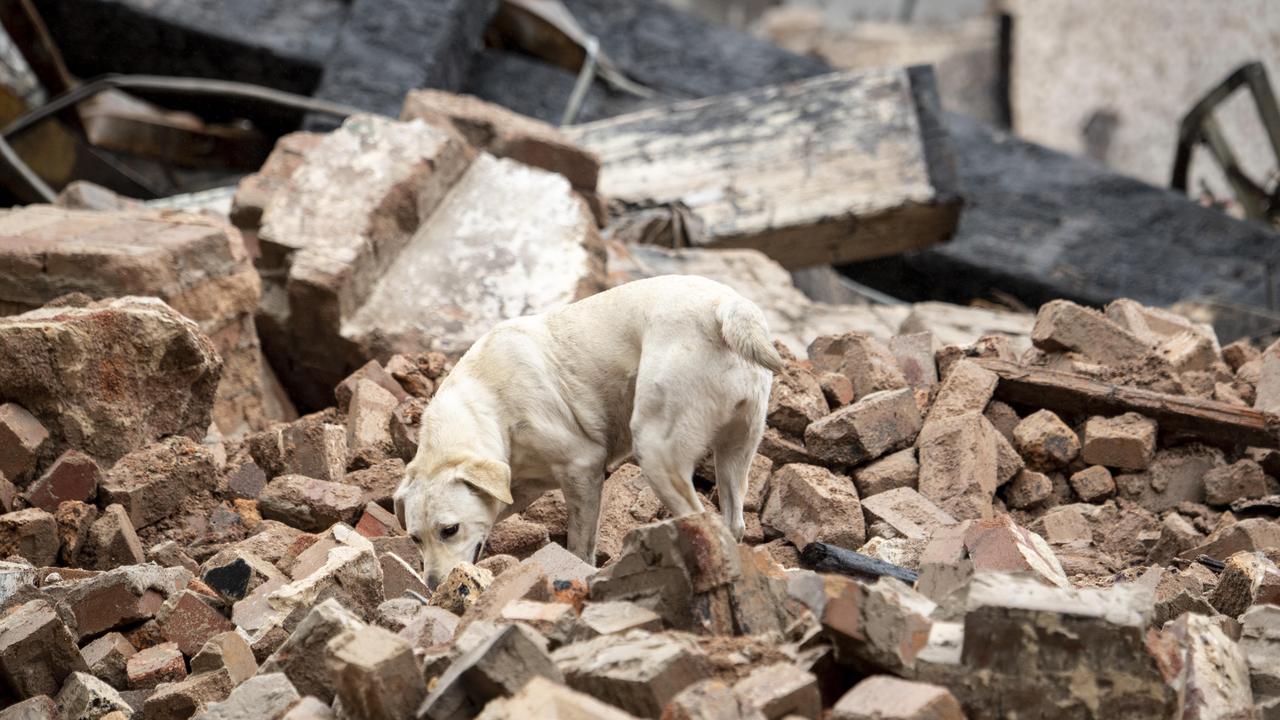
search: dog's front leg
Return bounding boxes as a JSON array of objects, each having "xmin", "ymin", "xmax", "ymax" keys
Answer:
[{"xmin": 557, "ymin": 463, "xmax": 605, "ymax": 566}]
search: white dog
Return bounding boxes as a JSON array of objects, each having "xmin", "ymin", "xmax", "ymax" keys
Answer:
[{"xmin": 393, "ymin": 275, "xmax": 782, "ymax": 586}]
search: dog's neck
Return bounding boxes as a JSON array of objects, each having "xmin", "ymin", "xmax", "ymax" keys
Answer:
[{"xmin": 418, "ymin": 376, "xmax": 508, "ymax": 468}]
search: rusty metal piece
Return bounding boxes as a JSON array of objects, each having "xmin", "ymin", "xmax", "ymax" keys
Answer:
[{"xmin": 1172, "ymin": 61, "xmax": 1280, "ymax": 225}]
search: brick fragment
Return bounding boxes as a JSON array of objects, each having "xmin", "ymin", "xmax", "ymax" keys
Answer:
[
  {"xmin": 277, "ymin": 696, "xmax": 336, "ymax": 720},
  {"xmin": 258, "ymin": 475, "xmax": 364, "ymax": 532},
  {"xmin": 832, "ymin": 675, "xmax": 964, "ymax": 720},
  {"xmin": 354, "ymin": 502, "xmax": 402, "ymax": 538},
  {"xmin": 1208, "ymin": 551, "xmax": 1280, "ymax": 619},
  {"xmin": 852, "ymin": 448, "xmax": 918, "ymax": 498},
  {"xmin": 334, "ymin": 360, "xmax": 406, "ymax": 416},
  {"xmin": 390, "ymin": 397, "xmax": 426, "ymax": 461},
  {"xmin": 155, "ymin": 591, "xmax": 235, "ymax": 657},
  {"xmin": 54, "ymin": 499, "xmax": 98, "ymax": 566},
  {"xmin": 342, "ymin": 458, "xmax": 405, "ymax": 507},
  {"xmin": 889, "ymin": 332, "xmax": 939, "ymax": 388},
  {"xmin": 87, "ymin": 504, "xmax": 145, "ymax": 569},
  {"xmin": 571, "ymin": 602, "xmax": 663, "ymax": 641},
  {"xmin": 861, "ymin": 487, "xmax": 956, "ymax": 541},
  {"xmin": 80, "ymin": 632, "xmax": 135, "ymax": 690},
  {"xmin": 926, "ymin": 359, "xmax": 997, "ymax": 423},
  {"xmin": 1223, "ymin": 339, "xmax": 1259, "ymax": 371},
  {"xmin": 663, "ymin": 679, "xmax": 746, "ymax": 720},
  {"xmin": 0, "ymin": 599, "xmax": 87, "ymax": 699},
  {"xmin": 399, "ymin": 606, "xmax": 460, "ymax": 651},
  {"xmin": 552, "ymin": 631, "xmax": 707, "ymax": 718},
  {"xmin": 226, "ymin": 459, "xmax": 267, "ymax": 500},
  {"xmin": 1147, "ymin": 512, "xmax": 1205, "ymax": 565},
  {"xmin": 190, "ymin": 631, "xmax": 256, "ymax": 685},
  {"xmin": 768, "ymin": 363, "xmax": 829, "ymax": 436},
  {"xmin": 430, "ymin": 562, "xmax": 493, "ymax": 615},
  {"xmin": 0, "ymin": 508, "xmax": 59, "ymax": 566},
  {"xmin": 1068, "ymin": 466, "xmax": 1116, "ymax": 503},
  {"xmin": 1155, "ymin": 613, "xmax": 1255, "ymax": 719},
  {"xmin": 0, "ymin": 696, "xmax": 59, "ymax": 719},
  {"xmin": 808, "ymin": 333, "xmax": 908, "ymax": 401},
  {"xmin": 1032, "ymin": 299, "xmax": 1152, "ymax": 365},
  {"xmin": 0, "ymin": 404, "xmax": 48, "ymax": 485},
  {"xmin": 1082, "ymin": 413, "xmax": 1157, "ymax": 470},
  {"xmin": 142, "ymin": 668, "xmax": 233, "ymax": 720},
  {"xmin": 379, "ymin": 551, "xmax": 430, "ymax": 600},
  {"xmin": 267, "ymin": 527, "xmax": 385, "ymax": 628},
  {"xmin": 1012, "ymin": 410, "xmax": 1079, "ymax": 470},
  {"xmin": 732, "ymin": 662, "xmax": 820, "ymax": 719},
  {"xmin": 345, "ymin": 379, "xmax": 399, "ymax": 467},
  {"xmin": 423, "ymin": 623, "xmax": 563, "ymax": 719},
  {"xmin": 260, "ymin": 599, "xmax": 365, "ymax": 704},
  {"xmin": 596, "ymin": 464, "xmax": 664, "ymax": 564},
  {"xmin": 523, "ymin": 542, "xmax": 596, "ymax": 585},
  {"xmin": 100, "ymin": 437, "xmax": 217, "ymax": 529},
  {"xmin": 57, "ymin": 565, "xmax": 191, "ymax": 641},
  {"xmin": 194, "ymin": 672, "xmax": 299, "ymax": 720},
  {"xmin": 817, "ymin": 575, "xmax": 935, "ymax": 673},
  {"xmin": 325, "ymin": 626, "xmax": 425, "ymax": 720},
  {"xmin": 756, "ymin": 427, "xmax": 817, "ymax": 468},
  {"xmin": 1204, "ymin": 459, "xmax": 1268, "ymax": 506},
  {"xmin": 805, "ymin": 388, "xmax": 920, "ymax": 467},
  {"xmin": 56, "ymin": 671, "xmax": 131, "ymax": 719},
  {"xmin": 818, "ymin": 371, "xmax": 855, "ymax": 408},
  {"xmin": 1004, "ymin": 469, "xmax": 1053, "ymax": 509},
  {"xmin": 916, "ymin": 413, "xmax": 1001, "ymax": 520},
  {"xmin": 486, "ymin": 514, "xmax": 550, "ymax": 558},
  {"xmin": 127, "ymin": 642, "xmax": 186, "ymax": 689},
  {"xmin": 965, "ymin": 515, "xmax": 1068, "ymax": 587},
  {"xmin": 761, "ymin": 464, "xmax": 864, "ymax": 550},
  {"xmin": 25, "ymin": 450, "xmax": 99, "ymax": 512},
  {"xmin": 383, "ymin": 354, "xmax": 434, "ymax": 399}
]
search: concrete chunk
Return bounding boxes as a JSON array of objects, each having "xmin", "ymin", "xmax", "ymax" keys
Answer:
[
  {"xmin": 1204, "ymin": 459, "xmax": 1268, "ymax": 507},
  {"xmin": 1208, "ymin": 551, "xmax": 1280, "ymax": 619},
  {"xmin": 55, "ymin": 671, "xmax": 131, "ymax": 720},
  {"xmin": 732, "ymin": 663, "xmax": 820, "ymax": 719},
  {"xmin": 0, "ymin": 508, "xmax": 59, "ymax": 566},
  {"xmin": 192, "ymin": 673, "xmax": 299, "ymax": 720},
  {"xmin": 861, "ymin": 487, "xmax": 956, "ymax": 541},
  {"xmin": 259, "ymin": 475, "xmax": 364, "ymax": 532},
  {"xmin": 421, "ymin": 623, "xmax": 562, "ymax": 719},
  {"xmin": 832, "ymin": 675, "xmax": 964, "ymax": 720},
  {"xmin": 917, "ymin": 413, "xmax": 1001, "ymax": 520},
  {"xmin": 1032, "ymin": 299, "xmax": 1152, "ymax": 365},
  {"xmin": 100, "ymin": 437, "xmax": 217, "ymax": 529},
  {"xmin": 474, "ymin": 676, "xmax": 639, "ymax": 720},
  {"xmin": 808, "ymin": 333, "xmax": 908, "ymax": 401},
  {"xmin": 190, "ymin": 632, "xmax": 256, "ymax": 685}
]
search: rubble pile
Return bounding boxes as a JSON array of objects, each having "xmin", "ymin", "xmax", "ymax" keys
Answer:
[{"xmin": 0, "ymin": 53, "xmax": 1278, "ymax": 720}]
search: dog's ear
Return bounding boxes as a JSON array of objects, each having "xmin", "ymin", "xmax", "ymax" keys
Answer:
[{"xmin": 461, "ymin": 457, "xmax": 513, "ymax": 505}]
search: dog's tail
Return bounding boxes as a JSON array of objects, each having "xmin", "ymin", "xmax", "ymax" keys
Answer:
[{"xmin": 717, "ymin": 296, "xmax": 785, "ymax": 373}]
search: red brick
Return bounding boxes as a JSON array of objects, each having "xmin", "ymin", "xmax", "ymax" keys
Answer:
[
  {"xmin": 804, "ymin": 388, "xmax": 921, "ymax": 466},
  {"xmin": 80, "ymin": 631, "xmax": 136, "ymax": 690},
  {"xmin": 24, "ymin": 449, "xmax": 99, "ymax": 512},
  {"xmin": 808, "ymin": 333, "xmax": 908, "ymax": 401},
  {"xmin": 0, "ymin": 508, "xmax": 59, "ymax": 566},
  {"xmin": 156, "ymin": 591, "xmax": 236, "ymax": 657},
  {"xmin": 88, "ymin": 504, "xmax": 145, "ymax": 569},
  {"xmin": 1082, "ymin": 413, "xmax": 1157, "ymax": 470},
  {"xmin": 761, "ymin": 464, "xmax": 864, "ymax": 550},
  {"xmin": 126, "ymin": 642, "xmax": 186, "ymax": 689},
  {"xmin": 1068, "ymin": 466, "xmax": 1116, "ymax": 503},
  {"xmin": 354, "ymin": 501, "xmax": 402, "ymax": 538},
  {"xmin": 258, "ymin": 475, "xmax": 364, "ymax": 532},
  {"xmin": 142, "ymin": 667, "xmax": 233, "ymax": 719},
  {"xmin": 1013, "ymin": 410, "xmax": 1079, "ymax": 470},
  {"xmin": 0, "ymin": 403, "xmax": 48, "ymax": 485}
]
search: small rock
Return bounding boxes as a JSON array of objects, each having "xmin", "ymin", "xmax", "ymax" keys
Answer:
[
  {"xmin": 1068, "ymin": 466, "xmax": 1116, "ymax": 503},
  {"xmin": 1013, "ymin": 410, "xmax": 1079, "ymax": 470}
]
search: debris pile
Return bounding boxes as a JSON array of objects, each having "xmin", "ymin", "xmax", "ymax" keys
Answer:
[{"xmin": 1, "ymin": 236, "xmax": 1278, "ymax": 717}]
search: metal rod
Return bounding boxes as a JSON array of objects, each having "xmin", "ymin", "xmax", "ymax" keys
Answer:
[{"xmin": 560, "ymin": 36, "xmax": 599, "ymax": 127}]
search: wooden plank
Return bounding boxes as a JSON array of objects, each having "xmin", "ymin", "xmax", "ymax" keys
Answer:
[
  {"xmin": 566, "ymin": 66, "xmax": 961, "ymax": 269},
  {"xmin": 976, "ymin": 359, "xmax": 1280, "ymax": 449}
]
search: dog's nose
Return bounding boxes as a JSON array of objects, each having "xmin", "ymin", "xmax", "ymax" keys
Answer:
[{"xmin": 425, "ymin": 573, "xmax": 440, "ymax": 591}]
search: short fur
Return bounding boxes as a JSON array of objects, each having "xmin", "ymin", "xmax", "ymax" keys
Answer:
[{"xmin": 394, "ymin": 275, "xmax": 780, "ymax": 585}]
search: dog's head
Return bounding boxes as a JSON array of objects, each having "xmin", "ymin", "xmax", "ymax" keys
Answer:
[{"xmin": 393, "ymin": 454, "xmax": 512, "ymax": 588}]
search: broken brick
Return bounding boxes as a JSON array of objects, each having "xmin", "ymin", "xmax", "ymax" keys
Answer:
[
  {"xmin": 345, "ymin": 378, "xmax": 399, "ymax": 467},
  {"xmin": 889, "ymin": 332, "xmax": 939, "ymax": 389},
  {"xmin": 1082, "ymin": 413, "xmax": 1158, "ymax": 471},
  {"xmin": 524, "ymin": 542, "xmax": 597, "ymax": 585},
  {"xmin": 156, "ymin": 591, "xmax": 235, "ymax": 657},
  {"xmin": 0, "ymin": 599, "xmax": 87, "ymax": 699},
  {"xmin": 80, "ymin": 632, "xmax": 135, "ymax": 690},
  {"xmin": 325, "ymin": 626, "xmax": 425, "ymax": 720},
  {"xmin": 1012, "ymin": 410, "xmax": 1079, "ymax": 470},
  {"xmin": 226, "ymin": 459, "xmax": 267, "ymax": 500},
  {"xmin": 1004, "ymin": 469, "xmax": 1053, "ymax": 509},
  {"xmin": 423, "ymin": 623, "xmax": 563, "ymax": 719},
  {"xmin": 1204, "ymin": 459, "xmax": 1268, "ymax": 507},
  {"xmin": 189, "ymin": 631, "xmax": 256, "ymax": 685},
  {"xmin": 486, "ymin": 514, "xmax": 551, "ymax": 558},
  {"xmin": 861, "ymin": 487, "xmax": 956, "ymax": 541},
  {"xmin": 818, "ymin": 575, "xmax": 935, "ymax": 673},
  {"xmin": 964, "ymin": 515, "xmax": 1068, "ymax": 588},
  {"xmin": 334, "ymin": 360, "xmax": 406, "ymax": 416},
  {"xmin": 818, "ymin": 371, "xmax": 856, "ymax": 408},
  {"xmin": 127, "ymin": 642, "xmax": 186, "ymax": 689},
  {"xmin": 100, "ymin": 437, "xmax": 217, "ymax": 529},
  {"xmin": 87, "ymin": 504, "xmax": 145, "ymax": 570},
  {"xmin": 24, "ymin": 449, "xmax": 98, "ymax": 512},
  {"xmin": 732, "ymin": 662, "xmax": 821, "ymax": 719},
  {"xmin": 0, "ymin": 403, "xmax": 48, "ymax": 485},
  {"xmin": 768, "ymin": 362, "xmax": 829, "ymax": 436},
  {"xmin": 926, "ymin": 359, "xmax": 997, "ymax": 423},
  {"xmin": 58, "ymin": 565, "xmax": 190, "ymax": 641},
  {"xmin": 56, "ymin": 671, "xmax": 132, "ymax": 719},
  {"xmin": 354, "ymin": 502, "xmax": 402, "ymax": 538},
  {"xmin": 260, "ymin": 599, "xmax": 365, "ymax": 703},
  {"xmin": 762, "ymin": 464, "xmax": 864, "ymax": 550},
  {"xmin": 1068, "ymin": 466, "xmax": 1116, "ymax": 503},
  {"xmin": 552, "ymin": 631, "xmax": 708, "ymax": 718},
  {"xmin": 808, "ymin": 333, "xmax": 908, "ymax": 401},
  {"xmin": 852, "ymin": 448, "xmax": 918, "ymax": 499},
  {"xmin": 0, "ymin": 508, "xmax": 59, "ymax": 566},
  {"xmin": 917, "ymin": 413, "xmax": 1001, "ymax": 520},
  {"xmin": 1032, "ymin": 299, "xmax": 1152, "ymax": 365},
  {"xmin": 1208, "ymin": 551, "xmax": 1280, "ymax": 619},
  {"xmin": 281, "ymin": 418, "xmax": 349, "ymax": 483},
  {"xmin": 804, "ymin": 388, "xmax": 921, "ymax": 466},
  {"xmin": 196, "ymin": 672, "xmax": 299, "ymax": 720},
  {"xmin": 258, "ymin": 475, "xmax": 364, "ymax": 532},
  {"xmin": 141, "ymin": 668, "xmax": 234, "ymax": 719}
]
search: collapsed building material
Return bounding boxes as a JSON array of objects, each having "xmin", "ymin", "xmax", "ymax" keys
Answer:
[
  {"xmin": 552, "ymin": 631, "xmax": 710, "ymax": 718},
  {"xmin": 241, "ymin": 114, "xmax": 606, "ymax": 408},
  {"xmin": 977, "ymin": 359, "xmax": 1280, "ymax": 449},
  {"xmin": 0, "ymin": 206, "xmax": 294, "ymax": 437},
  {"xmin": 566, "ymin": 67, "xmax": 960, "ymax": 269},
  {"xmin": 0, "ymin": 297, "xmax": 221, "ymax": 465}
]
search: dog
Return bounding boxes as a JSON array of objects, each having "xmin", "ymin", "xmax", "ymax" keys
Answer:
[{"xmin": 393, "ymin": 275, "xmax": 783, "ymax": 586}]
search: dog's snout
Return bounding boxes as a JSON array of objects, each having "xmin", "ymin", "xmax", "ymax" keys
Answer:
[{"xmin": 425, "ymin": 572, "xmax": 440, "ymax": 591}]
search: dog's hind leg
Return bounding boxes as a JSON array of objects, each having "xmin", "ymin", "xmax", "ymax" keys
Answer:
[
  {"xmin": 713, "ymin": 413, "xmax": 763, "ymax": 541},
  {"xmin": 555, "ymin": 452, "xmax": 608, "ymax": 565},
  {"xmin": 631, "ymin": 413, "xmax": 707, "ymax": 520}
]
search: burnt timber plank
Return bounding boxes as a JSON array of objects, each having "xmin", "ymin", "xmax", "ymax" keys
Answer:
[
  {"xmin": 977, "ymin": 359, "xmax": 1280, "ymax": 449},
  {"xmin": 565, "ymin": 66, "xmax": 961, "ymax": 269}
]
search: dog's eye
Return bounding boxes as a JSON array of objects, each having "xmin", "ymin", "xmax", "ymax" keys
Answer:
[{"xmin": 440, "ymin": 524, "xmax": 460, "ymax": 540}]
